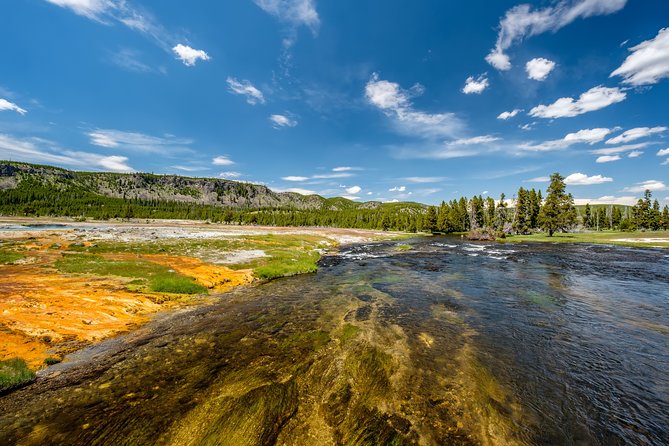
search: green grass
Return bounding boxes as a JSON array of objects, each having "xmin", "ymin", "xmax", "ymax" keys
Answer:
[
  {"xmin": 0, "ymin": 249, "xmax": 23, "ymax": 264},
  {"xmin": 54, "ymin": 254, "xmax": 207, "ymax": 294},
  {"xmin": 394, "ymin": 244, "xmax": 412, "ymax": 252},
  {"xmin": 0, "ymin": 358, "xmax": 35, "ymax": 392},
  {"xmin": 339, "ymin": 323, "xmax": 361, "ymax": 344},
  {"xmin": 502, "ymin": 230, "xmax": 669, "ymax": 248}
]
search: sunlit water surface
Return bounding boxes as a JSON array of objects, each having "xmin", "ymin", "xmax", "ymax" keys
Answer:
[{"xmin": 1, "ymin": 238, "xmax": 667, "ymax": 445}]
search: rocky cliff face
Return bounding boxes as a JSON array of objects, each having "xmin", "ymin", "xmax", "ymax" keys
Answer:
[{"xmin": 0, "ymin": 162, "xmax": 328, "ymax": 210}]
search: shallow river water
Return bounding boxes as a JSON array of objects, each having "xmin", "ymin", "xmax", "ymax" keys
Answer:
[{"xmin": 1, "ymin": 238, "xmax": 668, "ymax": 445}]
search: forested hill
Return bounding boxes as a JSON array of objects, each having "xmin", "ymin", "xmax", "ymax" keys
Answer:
[{"xmin": 0, "ymin": 161, "xmax": 427, "ymax": 229}]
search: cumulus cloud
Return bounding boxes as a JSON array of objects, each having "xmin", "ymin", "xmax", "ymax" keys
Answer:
[
  {"xmin": 172, "ymin": 44, "xmax": 210, "ymax": 66},
  {"xmin": 606, "ymin": 126, "xmax": 667, "ymax": 144},
  {"xmin": 528, "ymin": 85, "xmax": 626, "ymax": 118},
  {"xmin": 486, "ymin": 0, "xmax": 627, "ymax": 70},
  {"xmin": 611, "ymin": 27, "xmax": 669, "ymax": 85},
  {"xmin": 596, "ymin": 155, "xmax": 621, "ymax": 163},
  {"xmin": 564, "ymin": 172, "xmax": 613, "ymax": 185},
  {"xmin": 226, "ymin": 77, "xmax": 265, "ymax": 104},
  {"xmin": 212, "ymin": 156, "xmax": 234, "ymax": 166},
  {"xmin": 462, "ymin": 75, "xmax": 489, "ymax": 94},
  {"xmin": 0, "ymin": 98, "xmax": 27, "ymax": 115},
  {"xmin": 623, "ymin": 180, "xmax": 668, "ymax": 193},
  {"xmin": 497, "ymin": 109, "xmax": 522, "ymax": 120},
  {"xmin": 627, "ymin": 150, "xmax": 643, "ymax": 158},
  {"xmin": 345, "ymin": 185, "xmax": 361, "ymax": 195},
  {"xmin": 657, "ymin": 148, "xmax": 669, "ymax": 157},
  {"xmin": 365, "ymin": 73, "xmax": 462, "ymax": 139},
  {"xmin": 389, "ymin": 186, "xmax": 406, "ymax": 192},
  {"xmin": 253, "ymin": 0, "xmax": 320, "ymax": 33},
  {"xmin": 0, "ymin": 132, "xmax": 134, "ymax": 172},
  {"xmin": 526, "ymin": 57, "xmax": 556, "ymax": 80},
  {"xmin": 270, "ymin": 114, "xmax": 298, "ymax": 128}
]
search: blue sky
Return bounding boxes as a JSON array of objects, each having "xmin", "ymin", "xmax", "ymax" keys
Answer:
[{"xmin": 1, "ymin": 0, "xmax": 668, "ymax": 205}]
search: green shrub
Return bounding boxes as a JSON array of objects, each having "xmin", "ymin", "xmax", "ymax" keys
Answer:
[
  {"xmin": 0, "ymin": 358, "xmax": 35, "ymax": 392},
  {"xmin": 149, "ymin": 273, "xmax": 207, "ymax": 294}
]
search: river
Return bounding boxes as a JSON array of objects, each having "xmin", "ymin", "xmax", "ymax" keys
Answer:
[{"xmin": 1, "ymin": 237, "xmax": 667, "ymax": 445}]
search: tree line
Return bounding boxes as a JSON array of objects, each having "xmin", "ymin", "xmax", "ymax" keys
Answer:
[{"xmin": 1, "ymin": 172, "xmax": 667, "ymax": 234}]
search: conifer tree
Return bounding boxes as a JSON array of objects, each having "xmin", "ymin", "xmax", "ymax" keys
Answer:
[{"xmin": 538, "ymin": 173, "xmax": 576, "ymax": 236}]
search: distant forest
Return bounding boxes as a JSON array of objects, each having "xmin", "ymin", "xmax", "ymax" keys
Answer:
[{"xmin": 1, "ymin": 169, "xmax": 668, "ymax": 234}]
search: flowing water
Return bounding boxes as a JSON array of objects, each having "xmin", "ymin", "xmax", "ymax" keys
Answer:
[{"xmin": 1, "ymin": 238, "xmax": 668, "ymax": 445}]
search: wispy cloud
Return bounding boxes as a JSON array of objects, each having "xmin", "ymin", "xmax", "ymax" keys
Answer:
[
  {"xmin": 212, "ymin": 156, "xmax": 234, "ymax": 166},
  {"xmin": 365, "ymin": 73, "xmax": 463, "ymax": 139},
  {"xmin": 612, "ymin": 27, "xmax": 669, "ymax": 86},
  {"xmin": 0, "ymin": 98, "xmax": 27, "ymax": 115},
  {"xmin": 486, "ymin": 0, "xmax": 627, "ymax": 70},
  {"xmin": 0, "ymin": 132, "xmax": 134, "ymax": 172},
  {"xmin": 253, "ymin": 0, "xmax": 320, "ymax": 34},
  {"xmin": 109, "ymin": 48, "xmax": 155, "ymax": 73},
  {"xmin": 606, "ymin": 126, "xmax": 667, "ymax": 144},
  {"xmin": 623, "ymin": 180, "xmax": 667, "ymax": 193},
  {"xmin": 270, "ymin": 114, "xmax": 298, "ymax": 128},
  {"xmin": 596, "ymin": 155, "xmax": 621, "ymax": 163},
  {"xmin": 497, "ymin": 109, "xmax": 522, "ymax": 120},
  {"xmin": 226, "ymin": 77, "xmax": 265, "ymax": 105},
  {"xmin": 403, "ymin": 176, "xmax": 446, "ymax": 184},
  {"xmin": 45, "ymin": 0, "xmax": 209, "ymax": 66},
  {"xmin": 573, "ymin": 196, "xmax": 637, "ymax": 206},
  {"xmin": 520, "ymin": 128, "xmax": 616, "ymax": 152},
  {"xmin": 528, "ymin": 85, "xmax": 626, "ymax": 118},
  {"xmin": 591, "ymin": 142, "xmax": 650, "ymax": 155},
  {"xmin": 88, "ymin": 129, "xmax": 194, "ymax": 154}
]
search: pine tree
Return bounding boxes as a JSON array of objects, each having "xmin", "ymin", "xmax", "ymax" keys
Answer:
[
  {"xmin": 513, "ymin": 187, "xmax": 530, "ymax": 234},
  {"xmin": 583, "ymin": 203, "xmax": 592, "ymax": 229},
  {"xmin": 538, "ymin": 173, "xmax": 576, "ymax": 236},
  {"xmin": 424, "ymin": 206, "xmax": 437, "ymax": 233},
  {"xmin": 495, "ymin": 193, "xmax": 508, "ymax": 231}
]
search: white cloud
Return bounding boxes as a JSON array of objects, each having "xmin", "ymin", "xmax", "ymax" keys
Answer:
[
  {"xmin": 219, "ymin": 171, "xmax": 242, "ymax": 179},
  {"xmin": 332, "ymin": 166, "xmax": 361, "ymax": 172},
  {"xmin": 528, "ymin": 85, "xmax": 626, "ymax": 118},
  {"xmin": 657, "ymin": 148, "xmax": 669, "ymax": 157},
  {"xmin": 462, "ymin": 75, "xmax": 489, "ymax": 94},
  {"xmin": 564, "ymin": 127, "xmax": 614, "ymax": 145},
  {"xmin": 45, "ymin": 0, "xmax": 112, "ymax": 21},
  {"xmin": 365, "ymin": 73, "xmax": 462, "ymax": 138},
  {"xmin": 282, "ymin": 176, "xmax": 309, "ymax": 181},
  {"xmin": 0, "ymin": 133, "xmax": 134, "ymax": 172},
  {"xmin": 628, "ymin": 150, "xmax": 643, "ymax": 158},
  {"xmin": 389, "ymin": 186, "xmax": 406, "ymax": 192},
  {"xmin": 611, "ymin": 27, "xmax": 669, "ymax": 86},
  {"xmin": 596, "ymin": 155, "xmax": 621, "ymax": 163},
  {"xmin": 606, "ymin": 126, "xmax": 667, "ymax": 144},
  {"xmin": 0, "ymin": 98, "xmax": 27, "ymax": 115},
  {"xmin": 345, "ymin": 185, "xmax": 361, "ymax": 195},
  {"xmin": 591, "ymin": 142, "xmax": 650, "ymax": 155},
  {"xmin": 172, "ymin": 44, "xmax": 210, "ymax": 66},
  {"xmin": 520, "ymin": 127, "xmax": 616, "ymax": 152},
  {"xmin": 497, "ymin": 109, "xmax": 522, "ymax": 120},
  {"xmin": 486, "ymin": 0, "xmax": 627, "ymax": 70},
  {"xmin": 311, "ymin": 172, "xmax": 352, "ymax": 179},
  {"xmin": 525, "ymin": 176, "xmax": 550, "ymax": 183},
  {"xmin": 450, "ymin": 135, "xmax": 500, "ymax": 145},
  {"xmin": 404, "ymin": 176, "xmax": 446, "ymax": 184},
  {"xmin": 226, "ymin": 77, "xmax": 265, "ymax": 105},
  {"xmin": 88, "ymin": 129, "xmax": 194, "ymax": 154},
  {"xmin": 270, "ymin": 114, "xmax": 297, "ymax": 128},
  {"xmin": 623, "ymin": 180, "xmax": 668, "ymax": 193},
  {"xmin": 253, "ymin": 0, "xmax": 320, "ymax": 33},
  {"xmin": 564, "ymin": 172, "xmax": 613, "ymax": 185},
  {"xmin": 573, "ymin": 196, "xmax": 637, "ymax": 206},
  {"xmin": 526, "ymin": 57, "xmax": 556, "ymax": 81},
  {"xmin": 212, "ymin": 156, "xmax": 234, "ymax": 166},
  {"xmin": 519, "ymin": 123, "xmax": 535, "ymax": 131}
]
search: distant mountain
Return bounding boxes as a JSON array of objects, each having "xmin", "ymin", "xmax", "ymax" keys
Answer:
[{"xmin": 0, "ymin": 161, "xmax": 425, "ymax": 213}]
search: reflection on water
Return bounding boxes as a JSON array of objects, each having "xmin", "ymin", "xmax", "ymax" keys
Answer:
[{"xmin": 0, "ymin": 238, "xmax": 667, "ymax": 445}]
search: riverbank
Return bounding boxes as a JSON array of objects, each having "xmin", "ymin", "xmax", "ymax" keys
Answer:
[
  {"xmin": 501, "ymin": 230, "xmax": 669, "ymax": 248},
  {"xmin": 0, "ymin": 218, "xmax": 408, "ymax": 385}
]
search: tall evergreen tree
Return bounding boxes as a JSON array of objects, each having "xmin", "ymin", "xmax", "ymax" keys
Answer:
[
  {"xmin": 424, "ymin": 206, "xmax": 437, "ymax": 233},
  {"xmin": 538, "ymin": 173, "xmax": 576, "ymax": 236}
]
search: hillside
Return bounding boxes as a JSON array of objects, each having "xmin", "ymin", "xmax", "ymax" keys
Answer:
[{"xmin": 0, "ymin": 161, "xmax": 427, "ymax": 229}]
